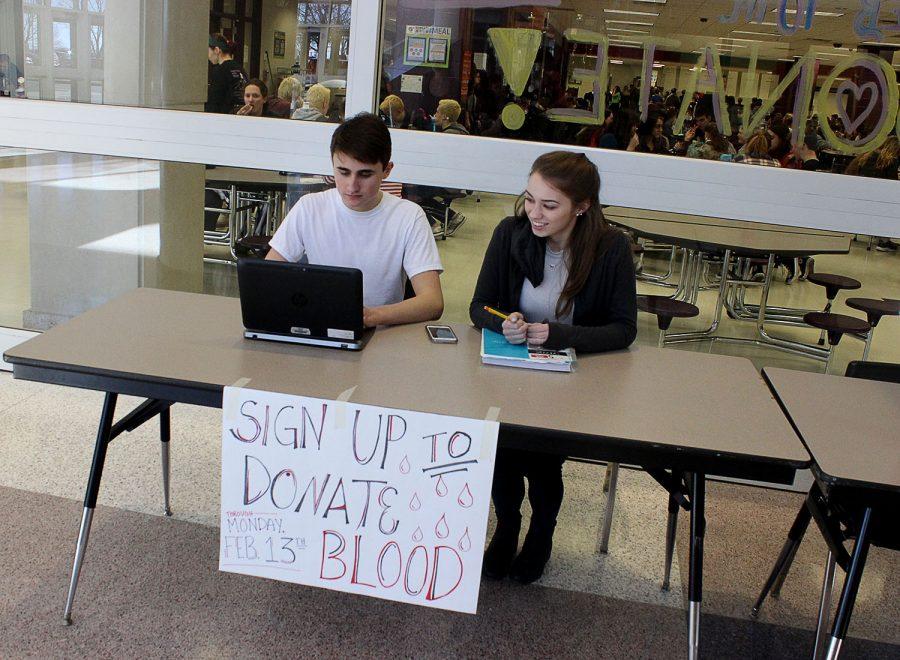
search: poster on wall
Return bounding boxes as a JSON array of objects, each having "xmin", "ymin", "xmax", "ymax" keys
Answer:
[
  {"xmin": 274, "ymin": 31, "xmax": 286, "ymax": 58},
  {"xmin": 404, "ymin": 25, "xmax": 452, "ymax": 68},
  {"xmin": 219, "ymin": 386, "xmax": 499, "ymax": 614}
]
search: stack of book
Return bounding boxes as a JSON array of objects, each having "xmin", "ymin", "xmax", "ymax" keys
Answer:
[{"xmin": 480, "ymin": 329, "xmax": 575, "ymax": 372}]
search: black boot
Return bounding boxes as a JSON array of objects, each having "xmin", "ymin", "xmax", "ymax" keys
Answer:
[
  {"xmin": 509, "ymin": 523, "xmax": 554, "ymax": 584},
  {"xmin": 482, "ymin": 514, "xmax": 521, "ymax": 579}
]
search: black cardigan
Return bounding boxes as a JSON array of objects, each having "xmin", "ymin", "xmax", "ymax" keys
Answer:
[{"xmin": 469, "ymin": 216, "xmax": 637, "ymax": 353}]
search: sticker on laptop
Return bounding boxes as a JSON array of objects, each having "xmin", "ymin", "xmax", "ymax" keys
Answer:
[
  {"xmin": 327, "ymin": 328, "xmax": 355, "ymax": 340},
  {"xmin": 290, "ymin": 326, "xmax": 312, "ymax": 335}
]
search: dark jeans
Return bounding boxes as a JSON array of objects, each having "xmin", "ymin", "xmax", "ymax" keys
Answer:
[{"xmin": 491, "ymin": 447, "xmax": 566, "ymax": 534}]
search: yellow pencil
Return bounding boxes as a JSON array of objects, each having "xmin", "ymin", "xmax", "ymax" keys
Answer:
[{"xmin": 483, "ymin": 306, "xmax": 510, "ymax": 320}]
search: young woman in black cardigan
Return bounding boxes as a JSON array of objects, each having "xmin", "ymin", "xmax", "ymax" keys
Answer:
[{"xmin": 470, "ymin": 151, "xmax": 637, "ymax": 584}]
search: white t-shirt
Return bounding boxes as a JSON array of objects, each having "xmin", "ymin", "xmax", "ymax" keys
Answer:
[{"xmin": 269, "ymin": 188, "xmax": 443, "ymax": 307}]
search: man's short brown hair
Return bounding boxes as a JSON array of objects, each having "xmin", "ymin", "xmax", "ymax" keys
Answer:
[{"xmin": 330, "ymin": 113, "xmax": 392, "ymax": 169}]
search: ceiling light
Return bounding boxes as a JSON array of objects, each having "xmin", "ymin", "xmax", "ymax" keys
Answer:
[
  {"xmin": 606, "ymin": 27, "xmax": 651, "ymax": 33},
  {"xmin": 603, "ymin": 9, "xmax": 659, "ymax": 17},
  {"xmin": 633, "ymin": 0, "xmax": 666, "ymax": 3},
  {"xmin": 772, "ymin": 8, "xmax": 845, "ymax": 17},
  {"xmin": 610, "ymin": 59, "xmax": 624, "ymax": 64},
  {"xmin": 732, "ymin": 30, "xmax": 778, "ymax": 36},
  {"xmin": 652, "ymin": 62, "xmax": 664, "ymax": 68},
  {"xmin": 609, "ymin": 39, "xmax": 644, "ymax": 45},
  {"xmin": 605, "ymin": 20, "xmax": 654, "ymax": 26}
]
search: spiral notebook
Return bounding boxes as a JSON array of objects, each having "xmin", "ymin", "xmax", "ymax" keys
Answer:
[{"xmin": 480, "ymin": 329, "xmax": 575, "ymax": 372}]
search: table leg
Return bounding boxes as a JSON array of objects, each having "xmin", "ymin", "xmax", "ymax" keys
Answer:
[
  {"xmin": 598, "ymin": 463, "xmax": 619, "ymax": 554},
  {"xmin": 688, "ymin": 472, "xmax": 706, "ymax": 660},
  {"xmin": 813, "ymin": 550, "xmax": 836, "ymax": 660},
  {"xmin": 751, "ymin": 501, "xmax": 812, "ymax": 616},
  {"xmin": 824, "ymin": 507, "xmax": 873, "ymax": 660},
  {"xmin": 662, "ymin": 486, "xmax": 680, "ymax": 591},
  {"xmin": 160, "ymin": 407, "xmax": 172, "ymax": 517},
  {"xmin": 64, "ymin": 392, "xmax": 118, "ymax": 625}
]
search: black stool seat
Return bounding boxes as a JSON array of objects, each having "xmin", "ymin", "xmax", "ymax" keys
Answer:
[
  {"xmin": 638, "ymin": 295, "xmax": 699, "ymax": 331},
  {"xmin": 236, "ymin": 235, "xmax": 271, "ymax": 256},
  {"xmin": 803, "ymin": 312, "xmax": 869, "ymax": 347},
  {"xmin": 846, "ymin": 298, "xmax": 900, "ymax": 327},
  {"xmin": 807, "ymin": 273, "xmax": 861, "ymax": 300}
]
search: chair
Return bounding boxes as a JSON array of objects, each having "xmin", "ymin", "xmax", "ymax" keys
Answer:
[
  {"xmin": 752, "ymin": 361, "xmax": 900, "ymax": 658},
  {"xmin": 802, "ymin": 312, "xmax": 870, "ymax": 374},
  {"xmin": 598, "ymin": 295, "xmax": 699, "ymax": 592},
  {"xmin": 845, "ymin": 298, "xmax": 900, "ymax": 360}
]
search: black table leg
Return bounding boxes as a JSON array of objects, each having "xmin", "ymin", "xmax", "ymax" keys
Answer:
[
  {"xmin": 63, "ymin": 392, "xmax": 118, "ymax": 625},
  {"xmin": 824, "ymin": 507, "xmax": 873, "ymax": 660},
  {"xmin": 160, "ymin": 407, "xmax": 172, "ymax": 516},
  {"xmin": 661, "ymin": 470, "xmax": 683, "ymax": 591},
  {"xmin": 751, "ymin": 500, "xmax": 812, "ymax": 616},
  {"xmin": 688, "ymin": 472, "xmax": 706, "ymax": 660}
]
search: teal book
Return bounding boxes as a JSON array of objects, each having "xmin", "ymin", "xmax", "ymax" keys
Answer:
[{"xmin": 480, "ymin": 329, "xmax": 574, "ymax": 372}]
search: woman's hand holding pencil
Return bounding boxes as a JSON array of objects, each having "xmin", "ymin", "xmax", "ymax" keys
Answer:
[{"xmin": 484, "ymin": 306, "xmax": 528, "ymax": 344}]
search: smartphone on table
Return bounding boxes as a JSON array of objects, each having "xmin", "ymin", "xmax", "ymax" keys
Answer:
[{"xmin": 425, "ymin": 324, "xmax": 458, "ymax": 344}]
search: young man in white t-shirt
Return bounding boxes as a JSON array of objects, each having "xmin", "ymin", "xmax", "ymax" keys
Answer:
[{"xmin": 266, "ymin": 113, "xmax": 444, "ymax": 327}]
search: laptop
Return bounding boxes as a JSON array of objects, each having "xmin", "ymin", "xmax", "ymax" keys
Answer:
[{"xmin": 237, "ymin": 258, "xmax": 371, "ymax": 350}]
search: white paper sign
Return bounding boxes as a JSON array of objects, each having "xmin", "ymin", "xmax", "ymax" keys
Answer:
[
  {"xmin": 219, "ymin": 386, "xmax": 499, "ymax": 614},
  {"xmin": 400, "ymin": 74, "xmax": 423, "ymax": 94}
]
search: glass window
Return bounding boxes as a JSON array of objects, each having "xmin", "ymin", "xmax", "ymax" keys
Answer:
[
  {"xmin": 23, "ymin": 11, "xmax": 41, "ymax": 66},
  {"xmin": 52, "ymin": 20, "xmax": 75, "ymax": 68},
  {"xmin": 89, "ymin": 22, "xmax": 104, "ymax": 68},
  {"xmin": 90, "ymin": 81, "xmax": 103, "ymax": 103},
  {"xmin": 53, "ymin": 79, "xmax": 73, "ymax": 101},
  {"xmin": 379, "ymin": 2, "xmax": 900, "ymax": 179},
  {"xmin": 4, "ymin": 1, "xmax": 352, "ymax": 117},
  {"xmin": 25, "ymin": 79, "xmax": 42, "ymax": 99}
]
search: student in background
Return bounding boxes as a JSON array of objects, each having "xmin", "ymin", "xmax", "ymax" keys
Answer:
[
  {"xmin": 267, "ymin": 113, "xmax": 444, "ymax": 326},
  {"xmin": 628, "ymin": 113, "xmax": 669, "ymax": 154},
  {"xmin": 734, "ymin": 133, "xmax": 780, "ymax": 167},
  {"xmin": 469, "ymin": 151, "xmax": 637, "ymax": 584},
  {"xmin": 379, "ymin": 94, "xmax": 408, "ymax": 128},
  {"xmin": 434, "ymin": 99, "xmax": 469, "ymax": 135},
  {"xmin": 274, "ymin": 76, "xmax": 304, "ymax": 117},
  {"xmin": 292, "ymin": 83, "xmax": 331, "ymax": 122},
  {"xmin": 206, "ymin": 34, "xmax": 247, "ymax": 114},
  {"xmin": 236, "ymin": 79, "xmax": 275, "ymax": 117}
]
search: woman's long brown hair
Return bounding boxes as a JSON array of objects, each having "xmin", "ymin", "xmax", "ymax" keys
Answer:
[{"xmin": 514, "ymin": 151, "xmax": 611, "ymax": 319}]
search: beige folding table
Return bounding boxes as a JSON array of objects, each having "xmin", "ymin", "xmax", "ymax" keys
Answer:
[{"xmin": 4, "ymin": 288, "xmax": 810, "ymax": 659}]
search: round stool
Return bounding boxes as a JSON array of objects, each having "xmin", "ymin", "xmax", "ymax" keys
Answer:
[
  {"xmin": 637, "ymin": 296, "xmax": 700, "ymax": 347},
  {"xmin": 803, "ymin": 312, "xmax": 869, "ymax": 373},
  {"xmin": 806, "ymin": 273, "xmax": 861, "ymax": 344},
  {"xmin": 236, "ymin": 235, "xmax": 271, "ymax": 258},
  {"xmin": 846, "ymin": 298, "xmax": 900, "ymax": 360}
]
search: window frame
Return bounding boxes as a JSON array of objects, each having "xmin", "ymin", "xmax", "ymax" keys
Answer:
[{"xmin": 0, "ymin": 0, "xmax": 896, "ymax": 238}]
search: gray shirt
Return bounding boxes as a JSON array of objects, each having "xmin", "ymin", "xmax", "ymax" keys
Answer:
[{"xmin": 518, "ymin": 245, "xmax": 575, "ymax": 324}]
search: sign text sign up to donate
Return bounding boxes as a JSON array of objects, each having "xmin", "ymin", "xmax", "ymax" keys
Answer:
[{"xmin": 219, "ymin": 386, "xmax": 499, "ymax": 614}]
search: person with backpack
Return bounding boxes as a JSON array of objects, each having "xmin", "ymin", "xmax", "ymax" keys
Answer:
[{"xmin": 206, "ymin": 33, "xmax": 247, "ymax": 114}]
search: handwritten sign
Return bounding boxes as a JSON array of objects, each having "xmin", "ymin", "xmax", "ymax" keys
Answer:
[{"xmin": 219, "ymin": 386, "xmax": 499, "ymax": 614}]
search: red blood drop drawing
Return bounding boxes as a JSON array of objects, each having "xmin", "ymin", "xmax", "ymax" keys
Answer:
[
  {"xmin": 458, "ymin": 527, "xmax": 471, "ymax": 552},
  {"xmin": 435, "ymin": 475, "xmax": 448, "ymax": 497},
  {"xmin": 412, "ymin": 526, "xmax": 424, "ymax": 542},
  {"xmin": 435, "ymin": 514, "xmax": 450, "ymax": 539},
  {"xmin": 457, "ymin": 483, "xmax": 473, "ymax": 508},
  {"xmin": 399, "ymin": 455, "xmax": 410, "ymax": 474},
  {"xmin": 409, "ymin": 493, "xmax": 421, "ymax": 511}
]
